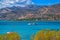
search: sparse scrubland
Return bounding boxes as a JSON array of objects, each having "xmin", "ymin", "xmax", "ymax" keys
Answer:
[
  {"xmin": 0, "ymin": 29, "xmax": 60, "ymax": 40},
  {"xmin": 0, "ymin": 32, "xmax": 20, "ymax": 40},
  {"xmin": 33, "ymin": 29, "xmax": 60, "ymax": 40}
]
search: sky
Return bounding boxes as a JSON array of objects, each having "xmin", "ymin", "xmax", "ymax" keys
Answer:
[
  {"xmin": 0, "ymin": 0, "xmax": 60, "ymax": 8},
  {"xmin": 32, "ymin": 0, "xmax": 60, "ymax": 5}
]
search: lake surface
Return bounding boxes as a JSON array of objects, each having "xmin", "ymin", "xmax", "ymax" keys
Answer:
[{"xmin": 0, "ymin": 21, "xmax": 60, "ymax": 40}]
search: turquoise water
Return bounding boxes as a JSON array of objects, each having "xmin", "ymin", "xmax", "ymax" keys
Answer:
[{"xmin": 0, "ymin": 21, "xmax": 60, "ymax": 40}]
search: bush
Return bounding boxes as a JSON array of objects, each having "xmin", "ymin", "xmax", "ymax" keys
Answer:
[
  {"xmin": 30, "ymin": 34, "xmax": 35, "ymax": 40},
  {"xmin": 34, "ymin": 29, "xmax": 60, "ymax": 40},
  {"xmin": 0, "ymin": 32, "xmax": 21, "ymax": 40}
]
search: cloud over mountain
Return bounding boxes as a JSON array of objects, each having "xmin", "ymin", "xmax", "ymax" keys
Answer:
[{"xmin": 0, "ymin": 0, "xmax": 34, "ymax": 8}]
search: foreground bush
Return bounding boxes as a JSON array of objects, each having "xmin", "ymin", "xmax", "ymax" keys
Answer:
[
  {"xmin": 0, "ymin": 32, "xmax": 20, "ymax": 40},
  {"xmin": 34, "ymin": 29, "xmax": 60, "ymax": 40},
  {"xmin": 30, "ymin": 34, "xmax": 35, "ymax": 40}
]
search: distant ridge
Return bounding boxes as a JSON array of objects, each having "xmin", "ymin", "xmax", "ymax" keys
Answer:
[{"xmin": 0, "ymin": 4, "xmax": 60, "ymax": 20}]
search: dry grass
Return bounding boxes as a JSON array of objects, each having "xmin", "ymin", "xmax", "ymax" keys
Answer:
[
  {"xmin": 0, "ymin": 32, "xmax": 20, "ymax": 40},
  {"xmin": 34, "ymin": 29, "xmax": 60, "ymax": 40}
]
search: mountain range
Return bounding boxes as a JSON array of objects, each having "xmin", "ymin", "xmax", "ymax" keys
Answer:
[{"xmin": 0, "ymin": 4, "xmax": 60, "ymax": 20}]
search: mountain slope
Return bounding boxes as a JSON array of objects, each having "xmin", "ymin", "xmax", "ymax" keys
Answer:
[{"xmin": 0, "ymin": 4, "xmax": 60, "ymax": 20}]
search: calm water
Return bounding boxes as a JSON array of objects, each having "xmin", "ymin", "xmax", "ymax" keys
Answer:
[{"xmin": 0, "ymin": 21, "xmax": 60, "ymax": 40}]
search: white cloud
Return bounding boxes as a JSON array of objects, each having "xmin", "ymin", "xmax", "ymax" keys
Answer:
[
  {"xmin": 15, "ymin": 0, "xmax": 19, "ymax": 2},
  {"xmin": 10, "ymin": 1, "xmax": 15, "ymax": 4},
  {"xmin": 4, "ymin": 0, "xmax": 15, "ymax": 4},
  {"xmin": 26, "ymin": 0, "xmax": 34, "ymax": 5},
  {"xmin": 26, "ymin": 0, "xmax": 30, "ymax": 5},
  {"xmin": 0, "ymin": 0, "xmax": 35, "ymax": 8},
  {"xmin": 20, "ymin": 0, "xmax": 26, "ymax": 2},
  {"xmin": 15, "ymin": 4, "xmax": 26, "ymax": 7}
]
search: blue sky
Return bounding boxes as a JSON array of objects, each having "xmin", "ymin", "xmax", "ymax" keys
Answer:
[
  {"xmin": 0, "ymin": 0, "xmax": 60, "ymax": 5},
  {"xmin": 0, "ymin": 0, "xmax": 60, "ymax": 8},
  {"xmin": 32, "ymin": 0, "xmax": 60, "ymax": 5}
]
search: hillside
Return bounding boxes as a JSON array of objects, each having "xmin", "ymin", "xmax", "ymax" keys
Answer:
[{"xmin": 0, "ymin": 4, "xmax": 60, "ymax": 20}]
